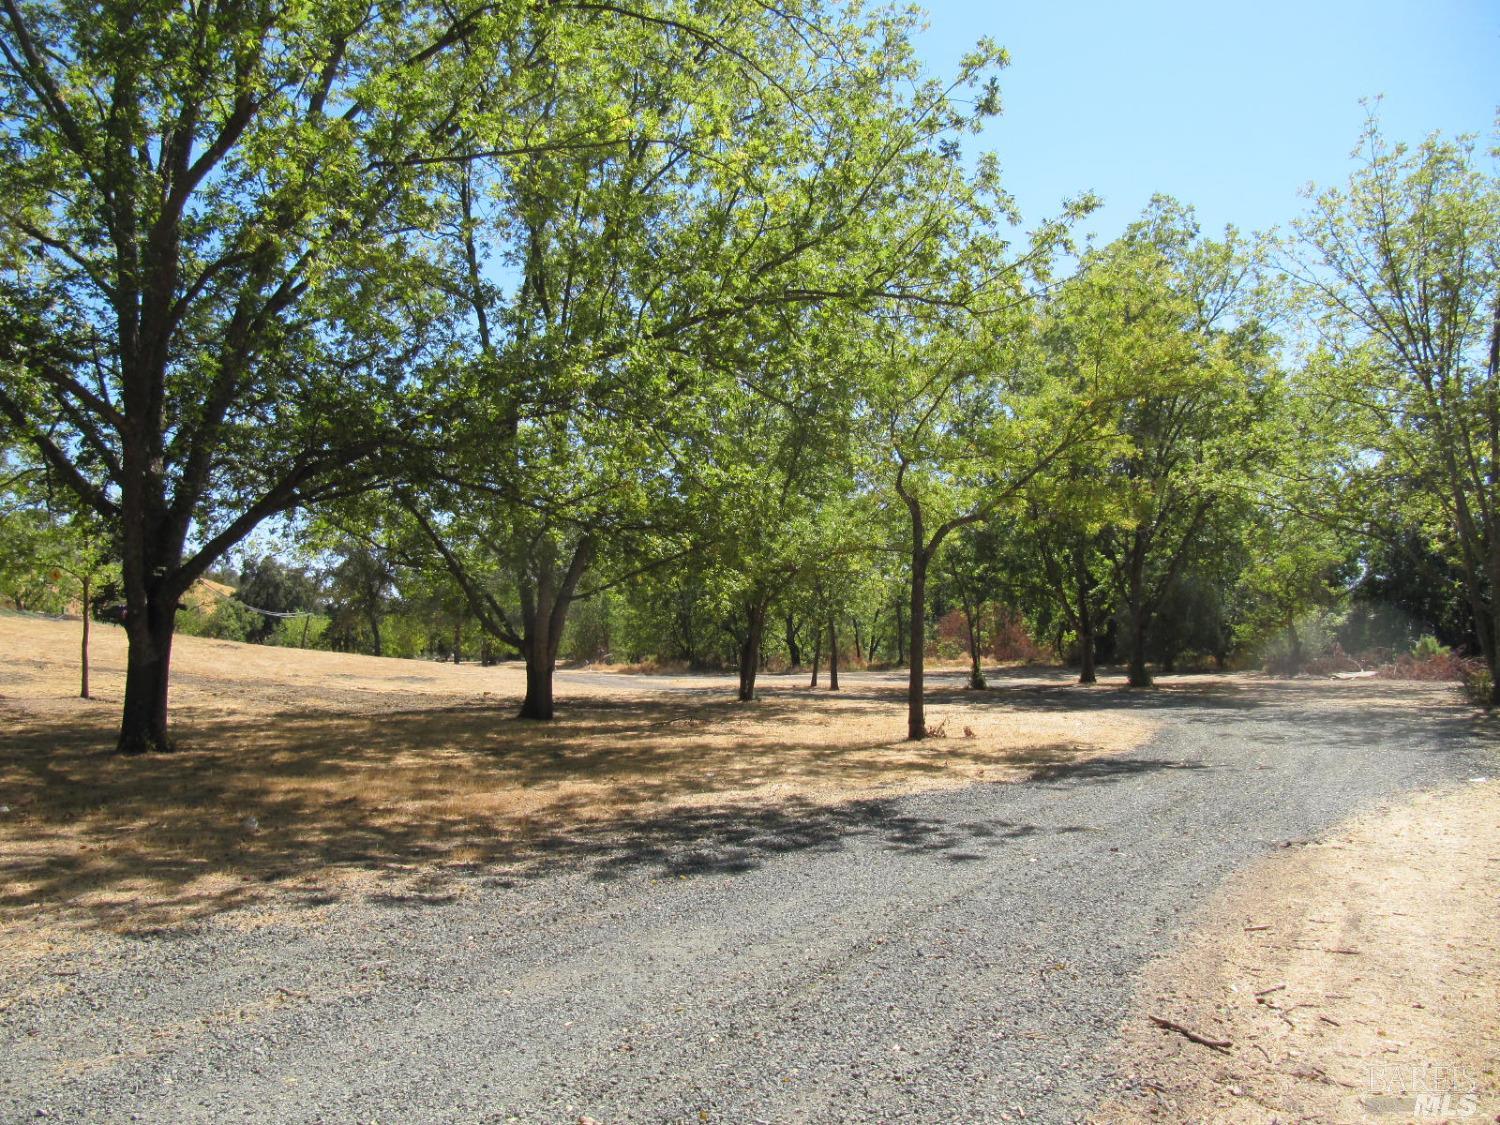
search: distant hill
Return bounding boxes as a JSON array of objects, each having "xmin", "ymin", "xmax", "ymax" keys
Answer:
[{"xmin": 181, "ymin": 578, "xmax": 236, "ymax": 613}]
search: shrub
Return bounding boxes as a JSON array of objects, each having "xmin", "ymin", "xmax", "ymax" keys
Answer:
[
  {"xmin": 1375, "ymin": 648, "xmax": 1474, "ymax": 683},
  {"xmin": 1411, "ymin": 634, "xmax": 1450, "ymax": 660},
  {"xmin": 1461, "ymin": 664, "xmax": 1494, "ymax": 707},
  {"xmin": 175, "ymin": 598, "xmax": 260, "ymax": 642}
]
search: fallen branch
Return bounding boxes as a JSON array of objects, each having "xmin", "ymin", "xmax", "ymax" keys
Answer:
[
  {"xmin": 1324, "ymin": 948, "xmax": 1361, "ymax": 955},
  {"xmin": 1243, "ymin": 924, "xmax": 1272, "ymax": 932},
  {"xmin": 1149, "ymin": 1014, "xmax": 1233, "ymax": 1053},
  {"xmin": 1254, "ymin": 983, "xmax": 1286, "ymax": 997}
]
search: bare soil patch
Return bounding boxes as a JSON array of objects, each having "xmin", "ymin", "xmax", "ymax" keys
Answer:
[
  {"xmin": 0, "ymin": 611, "xmax": 1153, "ymax": 947},
  {"xmin": 1097, "ymin": 778, "xmax": 1500, "ymax": 1123}
]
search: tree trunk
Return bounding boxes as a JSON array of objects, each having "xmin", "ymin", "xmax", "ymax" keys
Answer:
[
  {"xmin": 519, "ymin": 640, "xmax": 555, "ymax": 719},
  {"xmin": 117, "ymin": 593, "xmax": 176, "ymax": 754},
  {"xmin": 1125, "ymin": 545, "xmax": 1152, "ymax": 688},
  {"xmin": 514, "ymin": 538, "xmax": 594, "ymax": 721},
  {"xmin": 1074, "ymin": 546, "xmax": 1097, "ymax": 685},
  {"xmin": 79, "ymin": 574, "xmax": 91, "ymax": 700},
  {"xmin": 809, "ymin": 632, "xmax": 821, "ymax": 688},
  {"xmin": 1079, "ymin": 626, "xmax": 1097, "ymax": 684},
  {"xmin": 785, "ymin": 613, "xmax": 801, "ymax": 669},
  {"xmin": 967, "ymin": 622, "xmax": 986, "ymax": 690},
  {"xmin": 894, "ymin": 596, "xmax": 906, "ymax": 667},
  {"xmin": 827, "ymin": 618, "xmax": 839, "ymax": 691},
  {"xmin": 737, "ymin": 601, "xmax": 767, "ymax": 701},
  {"xmin": 1126, "ymin": 615, "xmax": 1151, "ymax": 688},
  {"xmin": 453, "ymin": 610, "xmax": 463, "ymax": 665},
  {"xmin": 907, "ymin": 550, "xmax": 928, "ymax": 739}
]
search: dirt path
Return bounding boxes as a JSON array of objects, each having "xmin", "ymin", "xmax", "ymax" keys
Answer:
[
  {"xmin": 1098, "ymin": 779, "xmax": 1499, "ymax": 1123},
  {"xmin": 1, "ymin": 613, "xmax": 1491, "ymax": 1123}
]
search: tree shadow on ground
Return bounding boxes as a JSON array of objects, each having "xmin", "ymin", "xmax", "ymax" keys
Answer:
[
  {"xmin": 2, "ymin": 672, "xmax": 1487, "ymax": 941},
  {"xmin": 0, "ymin": 690, "xmax": 1119, "ymax": 935}
]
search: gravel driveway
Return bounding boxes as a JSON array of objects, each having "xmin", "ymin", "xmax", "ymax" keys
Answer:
[{"xmin": 4, "ymin": 680, "xmax": 1492, "ymax": 1124}]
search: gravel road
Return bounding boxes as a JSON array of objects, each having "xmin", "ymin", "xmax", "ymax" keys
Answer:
[{"xmin": 3, "ymin": 679, "xmax": 1492, "ymax": 1124}]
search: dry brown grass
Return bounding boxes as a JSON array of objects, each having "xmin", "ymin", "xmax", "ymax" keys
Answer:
[{"xmin": 0, "ymin": 611, "xmax": 1155, "ymax": 946}]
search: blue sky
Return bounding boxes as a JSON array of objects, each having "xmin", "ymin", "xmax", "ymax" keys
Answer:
[{"xmin": 915, "ymin": 0, "xmax": 1498, "ymax": 242}]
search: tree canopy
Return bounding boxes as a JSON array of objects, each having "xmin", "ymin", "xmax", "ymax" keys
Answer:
[{"xmin": 1, "ymin": 0, "xmax": 1492, "ymax": 752}]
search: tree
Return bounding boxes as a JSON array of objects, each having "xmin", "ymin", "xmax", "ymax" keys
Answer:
[
  {"xmin": 0, "ymin": 0, "xmax": 531, "ymax": 751},
  {"xmin": 1230, "ymin": 504, "xmax": 1348, "ymax": 669},
  {"xmin": 43, "ymin": 515, "xmax": 117, "ymax": 698},
  {"xmin": 1055, "ymin": 201, "xmax": 1274, "ymax": 686},
  {"xmin": 233, "ymin": 556, "xmax": 320, "ymax": 643},
  {"xmin": 1289, "ymin": 119, "xmax": 1500, "ymax": 701},
  {"xmin": 404, "ymin": 5, "xmax": 1012, "ymax": 719},
  {"xmin": 872, "ymin": 291, "xmax": 1099, "ymax": 738},
  {"xmin": 936, "ymin": 522, "xmax": 1013, "ymax": 689},
  {"xmin": 323, "ymin": 540, "xmax": 397, "ymax": 657},
  {"xmin": 0, "ymin": 451, "xmax": 116, "ymax": 693}
]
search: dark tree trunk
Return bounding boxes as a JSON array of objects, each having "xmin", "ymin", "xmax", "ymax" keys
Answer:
[
  {"xmin": 453, "ymin": 610, "xmax": 463, "ymax": 665},
  {"xmin": 827, "ymin": 618, "xmax": 839, "ymax": 691},
  {"xmin": 519, "ymin": 640, "xmax": 556, "ymax": 719},
  {"xmin": 364, "ymin": 595, "xmax": 384, "ymax": 656},
  {"xmin": 809, "ymin": 632, "xmax": 821, "ymax": 688},
  {"xmin": 1126, "ymin": 616, "xmax": 1151, "ymax": 687},
  {"xmin": 514, "ymin": 540, "xmax": 593, "ymax": 720},
  {"xmin": 118, "ymin": 592, "xmax": 176, "ymax": 754},
  {"xmin": 785, "ymin": 613, "xmax": 801, "ymax": 669},
  {"xmin": 1080, "ymin": 627, "xmax": 1104, "ymax": 687},
  {"xmin": 850, "ymin": 617, "xmax": 863, "ymax": 668},
  {"xmin": 961, "ymin": 593, "xmax": 986, "ymax": 690},
  {"xmin": 1125, "ymin": 542, "xmax": 1153, "ymax": 688},
  {"xmin": 79, "ymin": 575, "xmax": 91, "ymax": 700},
  {"xmin": 517, "ymin": 573, "xmax": 557, "ymax": 719},
  {"xmin": 1073, "ymin": 545, "xmax": 1097, "ymax": 685},
  {"xmin": 967, "ymin": 619, "xmax": 986, "ymax": 690},
  {"xmin": 1078, "ymin": 628, "xmax": 1097, "ymax": 684},
  {"xmin": 894, "ymin": 596, "xmax": 906, "ymax": 667},
  {"xmin": 737, "ymin": 601, "xmax": 767, "ymax": 702},
  {"xmin": 907, "ymin": 549, "xmax": 927, "ymax": 739}
]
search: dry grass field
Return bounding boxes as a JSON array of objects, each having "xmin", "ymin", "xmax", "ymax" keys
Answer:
[{"xmin": 0, "ymin": 611, "xmax": 1155, "ymax": 944}]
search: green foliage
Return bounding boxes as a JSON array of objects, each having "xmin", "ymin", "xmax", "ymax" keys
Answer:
[
  {"xmin": 1461, "ymin": 664, "xmax": 1493, "ymax": 708},
  {"xmin": 266, "ymin": 614, "xmax": 330, "ymax": 650},
  {"xmin": 234, "ymin": 557, "xmax": 322, "ymax": 641},
  {"xmin": 177, "ymin": 597, "xmax": 261, "ymax": 643},
  {"xmin": 3, "ymin": 2, "xmax": 1493, "ymax": 738},
  {"xmin": 1411, "ymin": 634, "xmax": 1450, "ymax": 660},
  {"xmin": 1289, "ymin": 115, "xmax": 1500, "ymax": 698}
]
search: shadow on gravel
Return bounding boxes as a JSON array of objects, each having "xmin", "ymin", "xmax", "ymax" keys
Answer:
[
  {"xmin": 484, "ymin": 796, "xmax": 1089, "ymax": 884},
  {"xmin": 1023, "ymin": 755, "xmax": 1212, "ymax": 788}
]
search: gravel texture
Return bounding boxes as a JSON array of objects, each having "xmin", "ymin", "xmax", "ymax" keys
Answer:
[{"xmin": 2, "ymin": 678, "xmax": 1492, "ymax": 1124}]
